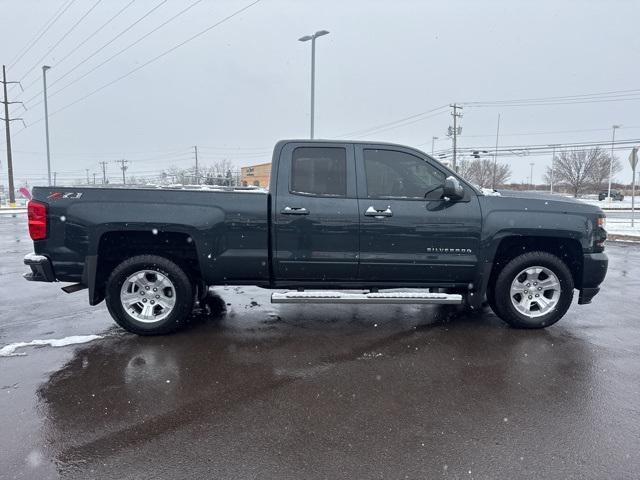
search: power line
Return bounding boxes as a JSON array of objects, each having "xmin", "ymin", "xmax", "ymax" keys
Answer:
[
  {"xmin": 434, "ymin": 138, "xmax": 640, "ymax": 159},
  {"xmin": 20, "ymin": 0, "xmax": 170, "ymax": 108},
  {"xmin": 10, "ymin": 146, "xmax": 271, "ymax": 158},
  {"xmin": 461, "ymin": 138, "xmax": 640, "ymax": 152},
  {"xmin": 8, "ymin": 0, "xmax": 77, "ymax": 69},
  {"xmin": 465, "ymin": 97, "xmax": 640, "ymax": 108},
  {"xmin": 14, "ymin": 0, "xmax": 137, "ymax": 99},
  {"xmin": 416, "ymin": 126, "xmax": 640, "ymax": 143},
  {"xmin": 199, "ymin": 145, "xmax": 269, "ymax": 149},
  {"xmin": 17, "ymin": 0, "xmax": 263, "ymax": 128},
  {"xmin": 15, "ymin": 0, "xmax": 104, "ymax": 86},
  {"xmin": 335, "ymin": 105, "xmax": 449, "ymax": 138},
  {"xmin": 461, "ymin": 88, "xmax": 640, "ymax": 106},
  {"xmin": 30, "ymin": 0, "xmax": 206, "ymax": 107}
]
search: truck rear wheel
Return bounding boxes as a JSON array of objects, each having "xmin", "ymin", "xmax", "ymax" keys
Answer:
[
  {"xmin": 491, "ymin": 251, "xmax": 574, "ymax": 329},
  {"xmin": 105, "ymin": 255, "xmax": 194, "ymax": 335}
]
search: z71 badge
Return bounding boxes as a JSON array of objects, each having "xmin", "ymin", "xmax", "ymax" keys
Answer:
[{"xmin": 47, "ymin": 192, "xmax": 83, "ymax": 200}]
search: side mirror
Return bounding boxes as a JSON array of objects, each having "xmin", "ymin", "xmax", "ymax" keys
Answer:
[{"xmin": 443, "ymin": 176, "xmax": 464, "ymax": 201}]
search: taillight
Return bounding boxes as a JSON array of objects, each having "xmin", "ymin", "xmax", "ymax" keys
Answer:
[
  {"xmin": 28, "ymin": 200, "xmax": 47, "ymax": 240},
  {"xmin": 594, "ymin": 215, "xmax": 606, "ymax": 251}
]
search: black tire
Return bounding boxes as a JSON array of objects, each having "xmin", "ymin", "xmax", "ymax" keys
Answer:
[
  {"xmin": 491, "ymin": 251, "xmax": 574, "ymax": 329},
  {"xmin": 105, "ymin": 255, "xmax": 194, "ymax": 335}
]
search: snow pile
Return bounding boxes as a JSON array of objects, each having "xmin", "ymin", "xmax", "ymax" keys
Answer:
[{"xmin": 0, "ymin": 335, "xmax": 103, "ymax": 357}]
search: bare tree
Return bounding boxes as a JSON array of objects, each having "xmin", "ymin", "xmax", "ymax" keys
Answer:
[
  {"xmin": 203, "ymin": 159, "xmax": 233, "ymax": 185},
  {"xmin": 587, "ymin": 148, "xmax": 621, "ymax": 191},
  {"xmin": 543, "ymin": 148, "xmax": 604, "ymax": 197},
  {"xmin": 458, "ymin": 158, "xmax": 511, "ymax": 188},
  {"xmin": 165, "ymin": 166, "xmax": 191, "ymax": 184}
]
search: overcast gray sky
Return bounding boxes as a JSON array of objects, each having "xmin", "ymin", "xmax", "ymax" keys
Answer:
[{"xmin": 1, "ymin": 0, "xmax": 639, "ymax": 186}]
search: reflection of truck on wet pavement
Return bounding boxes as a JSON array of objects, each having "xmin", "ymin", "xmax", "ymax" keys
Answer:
[{"xmin": 24, "ymin": 140, "xmax": 609, "ymax": 335}]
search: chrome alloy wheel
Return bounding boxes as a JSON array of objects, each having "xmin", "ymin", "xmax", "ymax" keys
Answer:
[
  {"xmin": 120, "ymin": 270, "xmax": 176, "ymax": 323},
  {"xmin": 509, "ymin": 266, "xmax": 561, "ymax": 318}
]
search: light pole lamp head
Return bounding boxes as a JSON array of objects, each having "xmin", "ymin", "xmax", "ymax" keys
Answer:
[
  {"xmin": 299, "ymin": 30, "xmax": 329, "ymax": 42},
  {"xmin": 613, "ymin": 124, "xmax": 622, "ymax": 129},
  {"xmin": 43, "ymin": 65, "xmax": 51, "ymax": 71}
]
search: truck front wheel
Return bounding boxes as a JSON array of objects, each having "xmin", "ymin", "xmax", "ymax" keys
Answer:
[
  {"xmin": 491, "ymin": 251, "xmax": 574, "ymax": 328},
  {"xmin": 105, "ymin": 255, "xmax": 194, "ymax": 335}
]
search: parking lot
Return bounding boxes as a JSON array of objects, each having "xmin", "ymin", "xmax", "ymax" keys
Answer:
[{"xmin": 1, "ymin": 213, "xmax": 639, "ymax": 479}]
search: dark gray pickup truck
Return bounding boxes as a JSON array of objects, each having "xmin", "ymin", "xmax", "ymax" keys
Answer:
[{"xmin": 24, "ymin": 140, "xmax": 608, "ymax": 335}]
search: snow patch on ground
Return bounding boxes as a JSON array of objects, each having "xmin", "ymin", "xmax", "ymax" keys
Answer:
[
  {"xmin": 0, "ymin": 208, "xmax": 27, "ymax": 216},
  {"xmin": 0, "ymin": 335, "xmax": 103, "ymax": 357},
  {"xmin": 605, "ymin": 219, "xmax": 640, "ymax": 238},
  {"xmin": 576, "ymin": 195, "xmax": 640, "ymax": 210}
]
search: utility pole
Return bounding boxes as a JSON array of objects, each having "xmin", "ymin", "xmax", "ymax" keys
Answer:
[
  {"xmin": 42, "ymin": 65, "xmax": 52, "ymax": 186},
  {"xmin": 450, "ymin": 104, "xmax": 463, "ymax": 171},
  {"xmin": 1, "ymin": 65, "xmax": 25, "ymax": 207},
  {"xmin": 607, "ymin": 124, "xmax": 621, "ymax": 202},
  {"xmin": 491, "ymin": 113, "xmax": 501, "ymax": 189},
  {"xmin": 118, "ymin": 159, "xmax": 128, "ymax": 185},
  {"xmin": 85, "ymin": 168, "xmax": 90, "ymax": 184},
  {"xmin": 549, "ymin": 144, "xmax": 558, "ymax": 194},
  {"xmin": 92, "ymin": 172, "xmax": 96, "ymax": 185},
  {"xmin": 431, "ymin": 136, "xmax": 438, "ymax": 155},
  {"xmin": 53, "ymin": 172, "xmax": 57, "ymax": 186},
  {"xmin": 99, "ymin": 161, "xmax": 108, "ymax": 184},
  {"xmin": 529, "ymin": 162, "xmax": 535, "ymax": 190},
  {"xmin": 629, "ymin": 146, "xmax": 637, "ymax": 227},
  {"xmin": 194, "ymin": 145, "xmax": 199, "ymax": 184}
]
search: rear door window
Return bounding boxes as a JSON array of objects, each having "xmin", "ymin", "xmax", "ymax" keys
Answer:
[{"xmin": 291, "ymin": 147, "xmax": 347, "ymax": 197}]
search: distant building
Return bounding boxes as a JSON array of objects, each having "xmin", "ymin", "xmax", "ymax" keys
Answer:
[{"xmin": 241, "ymin": 162, "xmax": 271, "ymax": 187}]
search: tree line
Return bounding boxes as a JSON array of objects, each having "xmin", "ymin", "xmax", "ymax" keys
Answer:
[{"xmin": 456, "ymin": 147, "xmax": 622, "ymax": 196}]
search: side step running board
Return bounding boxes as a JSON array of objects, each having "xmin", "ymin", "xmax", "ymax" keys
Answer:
[{"xmin": 271, "ymin": 291, "xmax": 463, "ymax": 305}]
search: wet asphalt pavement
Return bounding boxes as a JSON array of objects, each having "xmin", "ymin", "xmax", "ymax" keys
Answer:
[{"xmin": 1, "ymin": 213, "xmax": 639, "ymax": 479}]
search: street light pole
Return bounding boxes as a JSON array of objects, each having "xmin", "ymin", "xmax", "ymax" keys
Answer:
[
  {"xmin": 431, "ymin": 136, "xmax": 438, "ymax": 155},
  {"xmin": 607, "ymin": 124, "xmax": 621, "ymax": 201},
  {"xmin": 298, "ymin": 30, "xmax": 329, "ymax": 139},
  {"xmin": 42, "ymin": 65, "xmax": 52, "ymax": 186}
]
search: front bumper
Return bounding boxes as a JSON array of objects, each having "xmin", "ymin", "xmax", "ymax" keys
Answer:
[
  {"xmin": 24, "ymin": 253, "xmax": 56, "ymax": 282},
  {"xmin": 578, "ymin": 252, "xmax": 608, "ymax": 304}
]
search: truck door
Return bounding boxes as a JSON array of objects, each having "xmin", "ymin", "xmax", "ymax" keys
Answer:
[
  {"xmin": 274, "ymin": 143, "xmax": 359, "ymax": 281},
  {"xmin": 355, "ymin": 145, "xmax": 482, "ymax": 284}
]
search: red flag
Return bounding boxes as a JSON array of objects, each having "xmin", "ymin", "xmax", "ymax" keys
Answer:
[{"xmin": 19, "ymin": 187, "xmax": 32, "ymax": 201}]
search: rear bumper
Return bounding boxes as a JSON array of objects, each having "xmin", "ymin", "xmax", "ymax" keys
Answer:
[
  {"xmin": 578, "ymin": 252, "xmax": 608, "ymax": 304},
  {"xmin": 23, "ymin": 253, "xmax": 56, "ymax": 282}
]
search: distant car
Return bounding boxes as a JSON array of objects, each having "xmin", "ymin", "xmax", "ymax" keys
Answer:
[{"xmin": 598, "ymin": 190, "xmax": 624, "ymax": 201}]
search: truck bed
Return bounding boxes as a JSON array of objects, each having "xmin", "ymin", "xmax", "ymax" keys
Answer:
[{"xmin": 31, "ymin": 186, "xmax": 271, "ymax": 288}]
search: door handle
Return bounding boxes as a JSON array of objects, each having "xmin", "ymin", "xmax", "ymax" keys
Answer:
[
  {"xmin": 364, "ymin": 206, "xmax": 393, "ymax": 217},
  {"xmin": 281, "ymin": 206, "xmax": 309, "ymax": 215}
]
